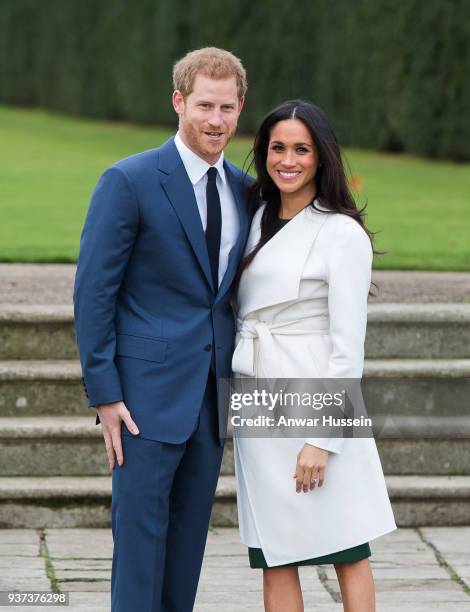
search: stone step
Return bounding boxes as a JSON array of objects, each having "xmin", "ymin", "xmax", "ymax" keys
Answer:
[
  {"xmin": 366, "ymin": 303, "xmax": 470, "ymax": 358},
  {"xmin": 363, "ymin": 358, "xmax": 470, "ymax": 418},
  {"xmin": 1, "ymin": 303, "xmax": 469, "ymax": 360},
  {"xmin": 0, "ymin": 360, "xmax": 86, "ymax": 416},
  {"xmin": 0, "ymin": 305, "xmax": 77, "ymax": 360},
  {"xmin": 368, "ymin": 416, "xmax": 470, "ymax": 476},
  {"xmin": 0, "ymin": 416, "xmax": 468, "ymax": 477},
  {"xmin": 0, "ymin": 417, "xmax": 106, "ymax": 477},
  {"xmin": 1, "ymin": 358, "xmax": 469, "ymax": 417},
  {"xmin": 0, "ymin": 475, "xmax": 468, "ymax": 528}
]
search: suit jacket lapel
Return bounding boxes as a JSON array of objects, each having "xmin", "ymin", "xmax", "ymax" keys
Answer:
[
  {"xmin": 215, "ymin": 163, "xmax": 250, "ymax": 302},
  {"xmin": 158, "ymin": 138, "xmax": 214, "ymax": 291}
]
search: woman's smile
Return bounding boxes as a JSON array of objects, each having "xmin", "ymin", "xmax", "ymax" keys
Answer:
[{"xmin": 277, "ymin": 169, "xmax": 302, "ymax": 180}]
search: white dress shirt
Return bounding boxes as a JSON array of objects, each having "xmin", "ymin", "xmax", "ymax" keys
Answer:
[{"xmin": 174, "ymin": 132, "xmax": 239, "ymax": 287}]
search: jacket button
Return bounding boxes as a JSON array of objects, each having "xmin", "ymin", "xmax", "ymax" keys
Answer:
[{"xmin": 204, "ymin": 344, "xmax": 212, "ymax": 352}]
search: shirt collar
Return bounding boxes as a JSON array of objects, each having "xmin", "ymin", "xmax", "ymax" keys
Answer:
[{"xmin": 174, "ymin": 132, "xmax": 226, "ymax": 186}]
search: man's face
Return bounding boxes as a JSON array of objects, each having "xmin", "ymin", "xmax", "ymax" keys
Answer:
[{"xmin": 173, "ymin": 74, "xmax": 244, "ymax": 164}]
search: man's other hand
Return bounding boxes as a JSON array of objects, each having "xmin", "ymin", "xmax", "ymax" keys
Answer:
[{"xmin": 96, "ymin": 401, "xmax": 140, "ymax": 469}]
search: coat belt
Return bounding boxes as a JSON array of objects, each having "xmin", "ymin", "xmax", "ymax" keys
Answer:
[{"xmin": 232, "ymin": 316, "xmax": 328, "ymax": 377}]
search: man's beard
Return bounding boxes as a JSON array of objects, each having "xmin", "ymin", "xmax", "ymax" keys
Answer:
[{"xmin": 183, "ymin": 121, "xmax": 234, "ymax": 158}]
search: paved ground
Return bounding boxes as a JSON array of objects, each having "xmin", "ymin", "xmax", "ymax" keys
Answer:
[
  {"xmin": 1, "ymin": 264, "xmax": 470, "ymax": 305},
  {"xmin": 0, "ymin": 528, "xmax": 469, "ymax": 611}
]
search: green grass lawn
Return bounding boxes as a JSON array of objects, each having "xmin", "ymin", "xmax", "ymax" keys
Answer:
[{"xmin": 1, "ymin": 105, "xmax": 469, "ymax": 269}]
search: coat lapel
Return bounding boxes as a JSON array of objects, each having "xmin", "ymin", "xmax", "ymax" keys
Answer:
[
  {"xmin": 158, "ymin": 138, "xmax": 214, "ymax": 291},
  {"xmin": 237, "ymin": 203, "xmax": 329, "ymax": 319}
]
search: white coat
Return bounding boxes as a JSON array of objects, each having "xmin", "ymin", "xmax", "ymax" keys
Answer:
[{"xmin": 231, "ymin": 201, "xmax": 396, "ymax": 567}]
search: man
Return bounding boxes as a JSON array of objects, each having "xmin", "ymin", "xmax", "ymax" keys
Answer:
[{"xmin": 73, "ymin": 47, "xmax": 250, "ymax": 611}]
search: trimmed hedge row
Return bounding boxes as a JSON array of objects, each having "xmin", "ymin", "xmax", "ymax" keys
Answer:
[{"xmin": 1, "ymin": 0, "xmax": 469, "ymax": 159}]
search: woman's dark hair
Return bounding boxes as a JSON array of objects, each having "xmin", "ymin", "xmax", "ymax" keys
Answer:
[{"xmin": 238, "ymin": 99, "xmax": 377, "ymax": 279}]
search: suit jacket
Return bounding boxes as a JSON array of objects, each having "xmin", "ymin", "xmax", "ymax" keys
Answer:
[
  {"xmin": 73, "ymin": 137, "xmax": 251, "ymax": 443},
  {"xmin": 231, "ymin": 202, "xmax": 396, "ymax": 565}
]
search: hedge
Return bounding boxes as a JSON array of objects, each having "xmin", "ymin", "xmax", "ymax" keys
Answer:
[{"xmin": 1, "ymin": 0, "xmax": 469, "ymax": 159}]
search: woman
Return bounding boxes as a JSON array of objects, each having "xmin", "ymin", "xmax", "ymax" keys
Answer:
[{"xmin": 231, "ymin": 100, "xmax": 396, "ymax": 612}]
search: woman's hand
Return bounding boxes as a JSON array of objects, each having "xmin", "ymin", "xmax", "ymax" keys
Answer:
[{"xmin": 293, "ymin": 444, "xmax": 329, "ymax": 493}]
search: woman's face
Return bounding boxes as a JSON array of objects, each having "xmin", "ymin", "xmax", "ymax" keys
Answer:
[{"xmin": 266, "ymin": 119, "xmax": 319, "ymax": 198}]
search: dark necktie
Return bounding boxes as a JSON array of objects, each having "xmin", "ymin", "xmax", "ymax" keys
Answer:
[{"xmin": 205, "ymin": 167, "xmax": 221, "ymax": 291}]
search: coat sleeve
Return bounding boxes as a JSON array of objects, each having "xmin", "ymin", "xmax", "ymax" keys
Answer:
[
  {"xmin": 73, "ymin": 166, "xmax": 139, "ymax": 409},
  {"xmin": 305, "ymin": 217, "xmax": 372, "ymax": 454}
]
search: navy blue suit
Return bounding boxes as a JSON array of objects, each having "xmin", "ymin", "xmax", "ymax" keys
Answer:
[{"xmin": 73, "ymin": 137, "xmax": 251, "ymax": 611}]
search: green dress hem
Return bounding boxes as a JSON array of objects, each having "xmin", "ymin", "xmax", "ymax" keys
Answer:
[{"xmin": 248, "ymin": 542, "xmax": 371, "ymax": 569}]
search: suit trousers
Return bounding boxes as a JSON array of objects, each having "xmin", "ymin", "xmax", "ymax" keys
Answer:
[{"xmin": 111, "ymin": 370, "xmax": 223, "ymax": 611}]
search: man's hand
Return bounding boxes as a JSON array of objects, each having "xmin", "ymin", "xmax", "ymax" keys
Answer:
[
  {"xmin": 293, "ymin": 444, "xmax": 329, "ymax": 493},
  {"xmin": 96, "ymin": 401, "xmax": 140, "ymax": 469}
]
